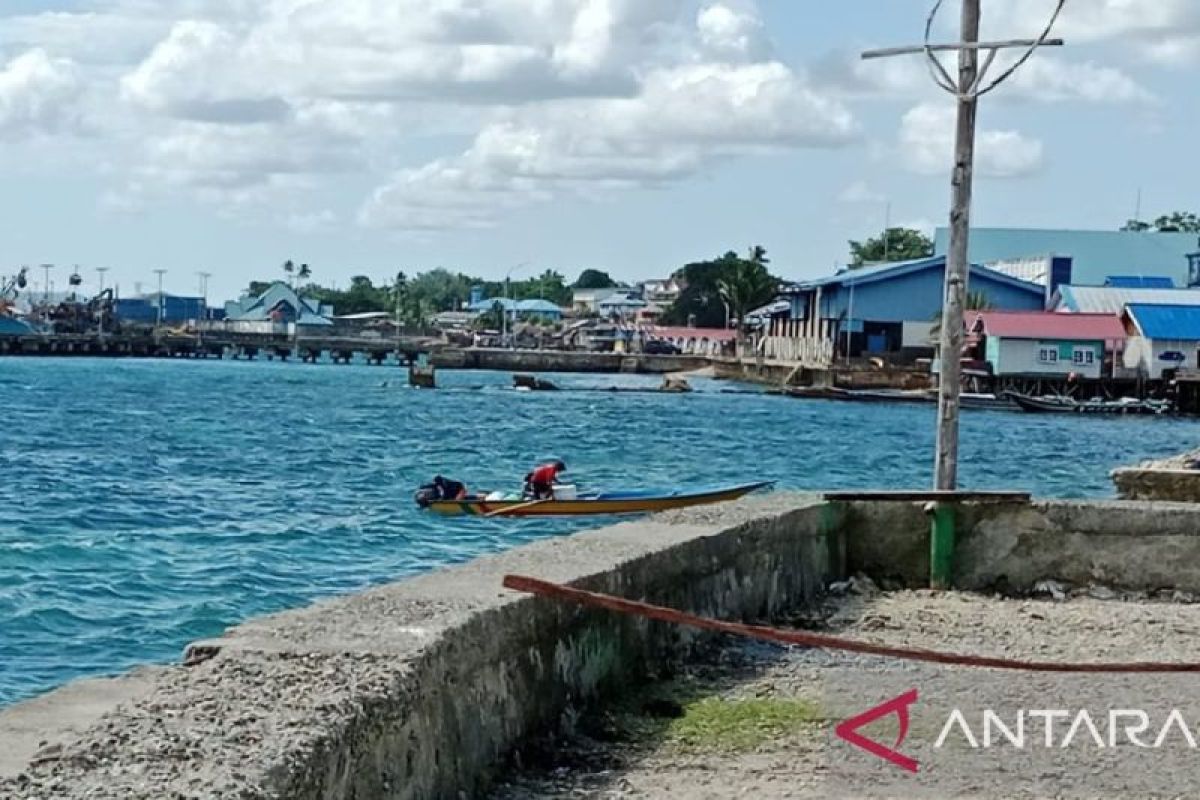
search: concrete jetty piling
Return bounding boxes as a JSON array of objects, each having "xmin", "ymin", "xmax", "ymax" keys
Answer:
[{"xmin": 4, "ymin": 494, "xmax": 1200, "ymax": 799}]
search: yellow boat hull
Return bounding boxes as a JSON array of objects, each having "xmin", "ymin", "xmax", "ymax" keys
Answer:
[{"xmin": 426, "ymin": 482, "xmax": 773, "ymax": 518}]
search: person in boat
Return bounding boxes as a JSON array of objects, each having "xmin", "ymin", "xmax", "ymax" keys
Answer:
[
  {"xmin": 414, "ymin": 475, "xmax": 469, "ymax": 507},
  {"xmin": 524, "ymin": 460, "xmax": 566, "ymax": 500},
  {"xmin": 433, "ymin": 475, "xmax": 468, "ymax": 500}
]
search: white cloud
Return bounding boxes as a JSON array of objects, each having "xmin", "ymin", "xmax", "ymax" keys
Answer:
[
  {"xmin": 360, "ymin": 60, "xmax": 858, "ymax": 229},
  {"xmin": 121, "ymin": 21, "xmax": 290, "ymax": 123},
  {"xmin": 988, "ymin": 0, "xmax": 1200, "ymax": 66},
  {"xmin": 0, "ymin": 48, "xmax": 83, "ymax": 139},
  {"xmin": 898, "ymin": 103, "xmax": 1043, "ymax": 179},
  {"xmin": 811, "ymin": 47, "xmax": 930, "ymax": 97},
  {"xmin": 1003, "ymin": 56, "xmax": 1155, "ymax": 104},
  {"xmin": 696, "ymin": 2, "xmax": 767, "ymax": 59}
]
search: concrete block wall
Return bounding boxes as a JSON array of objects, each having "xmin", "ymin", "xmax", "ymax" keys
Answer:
[
  {"xmin": 842, "ymin": 498, "xmax": 1200, "ymax": 593},
  {"xmin": 0, "ymin": 501, "xmax": 840, "ymax": 800},
  {"xmin": 10, "ymin": 495, "xmax": 1200, "ymax": 799}
]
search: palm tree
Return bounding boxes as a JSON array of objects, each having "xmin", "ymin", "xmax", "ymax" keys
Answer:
[
  {"xmin": 929, "ymin": 291, "xmax": 992, "ymax": 340},
  {"xmin": 297, "ymin": 263, "xmax": 312, "ymax": 284},
  {"xmin": 283, "ymin": 259, "xmax": 295, "ymax": 287},
  {"xmin": 717, "ymin": 256, "xmax": 777, "ymax": 329}
]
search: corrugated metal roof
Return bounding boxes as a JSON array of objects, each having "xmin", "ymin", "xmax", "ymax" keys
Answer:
[
  {"xmin": 1105, "ymin": 275, "xmax": 1176, "ymax": 288},
  {"xmin": 599, "ymin": 294, "xmax": 647, "ymax": 308},
  {"xmin": 792, "ymin": 255, "xmax": 1044, "ymax": 296},
  {"xmin": 515, "ymin": 299, "xmax": 563, "ymax": 313},
  {"xmin": 1126, "ymin": 304, "xmax": 1200, "ymax": 340},
  {"xmin": 935, "ymin": 227, "xmax": 1200, "ymax": 286},
  {"xmin": 969, "ymin": 311, "xmax": 1125, "ymax": 341},
  {"xmin": 1056, "ymin": 285, "xmax": 1200, "ymax": 314}
]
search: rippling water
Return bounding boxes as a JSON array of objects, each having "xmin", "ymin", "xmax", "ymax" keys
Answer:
[{"xmin": 0, "ymin": 358, "xmax": 1193, "ymax": 705}]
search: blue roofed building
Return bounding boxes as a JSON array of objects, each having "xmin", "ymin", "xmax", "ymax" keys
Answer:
[
  {"xmin": 777, "ymin": 255, "xmax": 1045, "ymax": 358},
  {"xmin": 598, "ymin": 292, "xmax": 647, "ymax": 320},
  {"xmin": 1053, "ymin": 285, "xmax": 1200, "ymax": 314},
  {"xmin": 935, "ymin": 227, "xmax": 1200, "ymax": 288},
  {"xmin": 514, "ymin": 299, "xmax": 563, "ymax": 321},
  {"xmin": 224, "ymin": 282, "xmax": 333, "ymax": 327},
  {"xmin": 1122, "ymin": 304, "xmax": 1200, "ymax": 379}
]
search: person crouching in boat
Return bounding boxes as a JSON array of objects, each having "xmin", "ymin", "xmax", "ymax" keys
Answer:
[
  {"xmin": 524, "ymin": 460, "xmax": 565, "ymax": 500},
  {"xmin": 434, "ymin": 475, "xmax": 469, "ymax": 501},
  {"xmin": 415, "ymin": 475, "xmax": 469, "ymax": 508}
]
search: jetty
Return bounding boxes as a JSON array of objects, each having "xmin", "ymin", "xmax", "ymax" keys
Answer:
[{"xmin": 4, "ymin": 492, "xmax": 1200, "ymax": 798}]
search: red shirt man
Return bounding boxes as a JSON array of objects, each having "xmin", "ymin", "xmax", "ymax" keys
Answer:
[{"xmin": 525, "ymin": 460, "xmax": 566, "ymax": 499}]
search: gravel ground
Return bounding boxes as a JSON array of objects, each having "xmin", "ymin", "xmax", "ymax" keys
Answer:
[{"xmin": 492, "ymin": 586, "xmax": 1200, "ymax": 800}]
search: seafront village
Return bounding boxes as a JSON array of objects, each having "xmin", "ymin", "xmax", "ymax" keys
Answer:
[
  {"xmin": 8, "ymin": 1, "xmax": 1200, "ymax": 798},
  {"xmin": 7, "ymin": 228, "xmax": 1200, "ymax": 799},
  {"xmin": 6, "ymin": 222, "xmax": 1200, "ymax": 414}
]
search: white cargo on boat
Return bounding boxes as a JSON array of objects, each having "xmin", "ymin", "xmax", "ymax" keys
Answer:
[{"xmin": 552, "ymin": 484, "xmax": 578, "ymax": 500}]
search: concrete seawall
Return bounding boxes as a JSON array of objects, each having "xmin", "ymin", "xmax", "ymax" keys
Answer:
[
  {"xmin": 0, "ymin": 498, "xmax": 840, "ymax": 799},
  {"xmin": 1112, "ymin": 467, "xmax": 1200, "ymax": 502},
  {"xmin": 8, "ymin": 495, "xmax": 1200, "ymax": 799}
]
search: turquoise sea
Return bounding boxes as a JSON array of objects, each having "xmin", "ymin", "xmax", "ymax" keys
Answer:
[{"xmin": 1, "ymin": 358, "xmax": 1194, "ymax": 705}]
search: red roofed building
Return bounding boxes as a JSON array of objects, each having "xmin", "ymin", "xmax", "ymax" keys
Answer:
[{"xmin": 966, "ymin": 311, "xmax": 1127, "ymax": 380}]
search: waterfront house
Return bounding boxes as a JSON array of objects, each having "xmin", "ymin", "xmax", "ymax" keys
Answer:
[
  {"xmin": 1122, "ymin": 304, "xmax": 1200, "ymax": 379},
  {"xmin": 598, "ymin": 292, "xmax": 647, "ymax": 320},
  {"xmin": 223, "ymin": 282, "xmax": 333, "ymax": 330},
  {"xmin": 1051, "ymin": 284, "xmax": 1200, "ymax": 314},
  {"xmin": 774, "ymin": 255, "xmax": 1045, "ymax": 363},
  {"xmin": 638, "ymin": 278, "xmax": 682, "ymax": 305},
  {"xmin": 967, "ymin": 311, "xmax": 1126, "ymax": 381},
  {"xmin": 935, "ymin": 227, "xmax": 1200, "ymax": 288},
  {"xmin": 468, "ymin": 297, "xmax": 517, "ymax": 314},
  {"xmin": 514, "ymin": 299, "xmax": 564, "ymax": 322},
  {"xmin": 572, "ymin": 288, "xmax": 618, "ymax": 314}
]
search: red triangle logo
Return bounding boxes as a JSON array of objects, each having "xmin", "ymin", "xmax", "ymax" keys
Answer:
[{"xmin": 834, "ymin": 689, "xmax": 920, "ymax": 773}]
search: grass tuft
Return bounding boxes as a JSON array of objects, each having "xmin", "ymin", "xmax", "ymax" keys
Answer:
[{"xmin": 662, "ymin": 696, "xmax": 822, "ymax": 752}]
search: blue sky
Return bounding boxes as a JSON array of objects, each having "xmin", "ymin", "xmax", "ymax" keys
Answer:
[{"xmin": 1, "ymin": 0, "xmax": 1197, "ymax": 303}]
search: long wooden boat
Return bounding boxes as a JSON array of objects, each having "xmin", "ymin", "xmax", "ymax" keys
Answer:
[
  {"xmin": 1006, "ymin": 391, "xmax": 1172, "ymax": 416},
  {"xmin": 426, "ymin": 481, "xmax": 775, "ymax": 517}
]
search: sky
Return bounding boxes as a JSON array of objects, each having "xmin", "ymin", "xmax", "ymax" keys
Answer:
[{"xmin": 1, "ymin": 0, "xmax": 1198, "ymax": 303}]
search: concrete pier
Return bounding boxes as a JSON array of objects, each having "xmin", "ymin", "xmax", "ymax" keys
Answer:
[{"xmin": 4, "ymin": 495, "xmax": 1200, "ymax": 798}]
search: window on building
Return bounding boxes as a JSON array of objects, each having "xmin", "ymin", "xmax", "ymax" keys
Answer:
[
  {"xmin": 1037, "ymin": 347, "xmax": 1058, "ymax": 364},
  {"xmin": 1072, "ymin": 348, "xmax": 1095, "ymax": 366}
]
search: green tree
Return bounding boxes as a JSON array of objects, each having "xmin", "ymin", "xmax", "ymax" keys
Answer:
[
  {"xmin": 573, "ymin": 269, "xmax": 618, "ymax": 289},
  {"xmin": 407, "ymin": 269, "xmax": 476, "ymax": 312},
  {"xmin": 1121, "ymin": 212, "xmax": 1200, "ymax": 233},
  {"xmin": 848, "ymin": 228, "xmax": 934, "ymax": 267},
  {"xmin": 662, "ymin": 248, "xmax": 778, "ymax": 328},
  {"xmin": 297, "ymin": 263, "xmax": 312, "ymax": 282},
  {"xmin": 929, "ymin": 291, "xmax": 993, "ymax": 339},
  {"xmin": 718, "ymin": 253, "xmax": 778, "ymax": 327},
  {"xmin": 283, "ymin": 259, "xmax": 295, "ymax": 285}
]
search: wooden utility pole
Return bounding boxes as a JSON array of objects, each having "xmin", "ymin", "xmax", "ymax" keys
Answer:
[
  {"xmin": 864, "ymin": 0, "xmax": 1064, "ymax": 491},
  {"xmin": 935, "ymin": 0, "xmax": 979, "ymax": 491}
]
